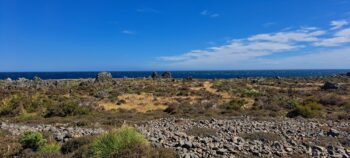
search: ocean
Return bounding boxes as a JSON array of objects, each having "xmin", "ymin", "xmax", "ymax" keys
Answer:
[{"xmin": 0, "ymin": 70, "xmax": 349, "ymax": 80}]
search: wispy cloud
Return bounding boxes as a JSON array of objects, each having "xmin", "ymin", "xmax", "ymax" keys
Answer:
[
  {"xmin": 158, "ymin": 21, "xmax": 350, "ymax": 70},
  {"xmin": 314, "ymin": 28, "xmax": 350, "ymax": 46},
  {"xmin": 136, "ymin": 8, "xmax": 160, "ymax": 13},
  {"xmin": 121, "ymin": 30, "xmax": 135, "ymax": 35},
  {"xmin": 331, "ymin": 20, "xmax": 348, "ymax": 30},
  {"xmin": 262, "ymin": 22, "xmax": 276, "ymax": 28},
  {"xmin": 200, "ymin": 10, "xmax": 220, "ymax": 18}
]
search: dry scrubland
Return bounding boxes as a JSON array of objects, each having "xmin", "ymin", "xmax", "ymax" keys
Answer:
[{"xmin": 0, "ymin": 72, "xmax": 349, "ymax": 157}]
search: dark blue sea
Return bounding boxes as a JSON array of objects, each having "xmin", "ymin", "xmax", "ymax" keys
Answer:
[{"xmin": 0, "ymin": 70, "xmax": 349, "ymax": 80}]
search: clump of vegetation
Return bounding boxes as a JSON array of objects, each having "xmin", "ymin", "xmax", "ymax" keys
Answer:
[
  {"xmin": 61, "ymin": 136, "xmax": 93, "ymax": 154},
  {"xmin": 287, "ymin": 100, "xmax": 324, "ymax": 118},
  {"xmin": 241, "ymin": 88, "xmax": 263, "ymax": 97},
  {"xmin": 20, "ymin": 132, "xmax": 47, "ymax": 151},
  {"xmin": 0, "ymin": 135, "xmax": 22, "ymax": 157},
  {"xmin": 343, "ymin": 102, "xmax": 350, "ymax": 112},
  {"xmin": 91, "ymin": 126, "xmax": 149, "ymax": 158},
  {"xmin": 0, "ymin": 95, "xmax": 28, "ymax": 116},
  {"xmin": 39, "ymin": 143, "xmax": 61, "ymax": 153},
  {"xmin": 223, "ymin": 99, "xmax": 246, "ymax": 111},
  {"xmin": 44, "ymin": 101, "xmax": 90, "ymax": 117}
]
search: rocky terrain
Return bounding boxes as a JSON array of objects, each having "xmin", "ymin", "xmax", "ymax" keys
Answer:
[
  {"xmin": 0, "ymin": 72, "xmax": 350, "ymax": 157},
  {"xmin": 0, "ymin": 122, "xmax": 104, "ymax": 143},
  {"xmin": 137, "ymin": 118, "xmax": 350, "ymax": 158}
]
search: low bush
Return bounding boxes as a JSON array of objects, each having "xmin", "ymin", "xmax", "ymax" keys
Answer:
[
  {"xmin": 61, "ymin": 136, "xmax": 93, "ymax": 154},
  {"xmin": 0, "ymin": 136, "xmax": 22, "ymax": 157},
  {"xmin": 0, "ymin": 95, "xmax": 28, "ymax": 116},
  {"xmin": 44, "ymin": 101, "xmax": 90, "ymax": 117},
  {"xmin": 20, "ymin": 132, "xmax": 47, "ymax": 151},
  {"xmin": 223, "ymin": 99, "xmax": 246, "ymax": 111},
  {"xmin": 241, "ymin": 88, "xmax": 263, "ymax": 97},
  {"xmin": 91, "ymin": 126, "xmax": 149, "ymax": 158},
  {"xmin": 287, "ymin": 101, "xmax": 323, "ymax": 118},
  {"xmin": 19, "ymin": 149, "xmax": 64, "ymax": 158},
  {"xmin": 343, "ymin": 102, "xmax": 350, "ymax": 112},
  {"xmin": 39, "ymin": 143, "xmax": 61, "ymax": 153}
]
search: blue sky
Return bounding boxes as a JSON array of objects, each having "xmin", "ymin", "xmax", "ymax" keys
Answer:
[{"xmin": 1, "ymin": 0, "xmax": 350, "ymax": 71}]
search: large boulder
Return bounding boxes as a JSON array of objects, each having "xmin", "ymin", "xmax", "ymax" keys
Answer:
[
  {"xmin": 95, "ymin": 72, "xmax": 113, "ymax": 83},
  {"xmin": 151, "ymin": 72, "xmax": 160, "ymax": 79},
  {"xmin": 33, "ymin": 76, "xmax": 42, "ymax": 82},
  {"xmin": 346, "ymin": 72, "xmax": 350, "ymax": 77},
  {"xmin": 321, "ymin": 81, "xmax": 339, "ymax": 90}
]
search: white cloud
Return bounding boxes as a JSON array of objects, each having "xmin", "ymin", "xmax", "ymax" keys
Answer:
[
  {"xmin": 248, "ymin": 29, "xmax": 325, "ymax": 43},
  {"xmin": 263, "ymin": 48, "xmax": 350, "ymax": 69},
  {"xmin": 200, "ymin": 10, "xmax": 220, "ymax": 18},
  {"xmin": 331, "ymin": 20, "xmax": 348, "ymax": 30},
  {"xmin": 335, "ymin": 28, "xmax": 350, "ymax": 37},
  {"xmin": 158, "ymin": 20, "xmax": 350, "ymax": 70},
  {"xmin": 314, "ymin": 28, "xmax": 350, "ymax": 46},
  {"xmin": 121, "ymin": 30, "xmax": 135, "ymax": 35}
]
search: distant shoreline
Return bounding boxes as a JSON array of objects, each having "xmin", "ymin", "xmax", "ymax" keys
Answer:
[{"xmin": 0, "ymin": 69, "xmax": 350, "ymax": 80}]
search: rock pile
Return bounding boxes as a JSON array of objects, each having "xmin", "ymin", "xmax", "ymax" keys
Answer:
[
  {"xmin": 137, "ymin": 118, "xmax": 350, "ymax": 158},
  {"xmin": 0, "ymin": 122, "xmax": 105, "ymax": 143},
  {"xmin": 151, "ymin": 72, "xmax": 160, "ymax": 79},
  {"xmin": 162, "ymin": 72, "xmax": 172, "ymax": 79},
  {"xmin": 321, "ymin": 81, "xmax": 339, "ymax": 90},
  {"xmin": 95, "ymin": 72, "xmax": 113, "ymax": 83}
]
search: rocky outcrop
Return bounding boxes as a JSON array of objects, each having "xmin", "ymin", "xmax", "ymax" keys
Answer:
[
  {"xmin": 0, "ymin": 122, "xmax": 104, "ymax": 143},
  {"xmin": 162, "ymin": 72, "xmax": 172, "ymax": 79},
  {"xmin": 347, "ymin": 72, "xmax": 350, "ymax": 77},
  {"xmin": 137, "ymin": 118, "xmax": 350, "ymax": 158},
  {"xmin": 151, "ymin": 72, "xmax": 160, "ymax": 79},
  {"xmin": 321, "ymin": 81, "xmax": 339, "ymax": 90},
  {"xmin": 95, "ymin": 72, "xmax": 113, "ymax": 83}
]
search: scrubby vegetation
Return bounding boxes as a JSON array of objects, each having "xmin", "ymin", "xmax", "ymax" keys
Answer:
[
  {"xmin": 91, "ymin": 126, "xmax": 148, "ymax": 157},
  {"xmin": 0, "ymin": 125, "xmax": 178, "ymax": 157},
  {"xmin": 20, "ymin": 132, "xmax": 47, "ymax": 151},
  {"xmin": 0, "ymin": 74, "xmax": 349, "ymax": 157},
  {"xmin": 1, "ymin": 75, "xmax": 349, "ymax": 121}
]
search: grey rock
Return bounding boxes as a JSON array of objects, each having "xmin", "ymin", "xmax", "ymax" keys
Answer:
[
  {"xmin": 95, "ymin": 72, "xmax": 113, "ymax": 83},
  {"xmin": 327, "ymin": 128, "xmax": 340, "ymax": 137},
  {"xmin": 321, "ymin": 81, "xmax": 339, "ymax": 90},
  {"xmin": 217, "ymin": 148, "xmax": 227, "ymax": 155}
]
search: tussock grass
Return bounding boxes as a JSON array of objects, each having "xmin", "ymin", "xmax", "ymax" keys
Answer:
[{"xmin": 91, "ymin": 125, "xmax": 149, "ymax": 158}]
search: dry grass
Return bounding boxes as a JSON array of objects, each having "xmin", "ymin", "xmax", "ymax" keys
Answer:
[{"xmin": 98, "ymin": 93, "xmax": 169, "ymax": 112}]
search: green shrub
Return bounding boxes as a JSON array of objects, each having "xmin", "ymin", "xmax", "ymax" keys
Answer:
[
  {"xmin": 343, "ymin": 102, "xmax": 350, "ymax": 112},
  {"xmin": 39, "ymin": 143, "xmax": 61, "ymax": 153},
  {"xmin": 28, "ymin": 97, "xmax": 53, "ymax": 113},
  {"xmin": 224, "ymin": 99, "xmax": 246, "ymax": 111},
  {"xmin": 91, "ymin": 126, "xmax": 149, "ymax": 158},
  {"xmin": 61, "ymin": 136, "xmax": 93, "ymax": 154},
  {"xmin": 20, "ymin": 132, "xmax": 47, "ymax": 151},
  {"xmin": 44, "ymin": 101, "xmax": 90, "ymax": 117},
  {"xmin": 287, "ymin": 101, "xmax": 323, "ymax": 118},
  {"xmin": 242, "ymin": 88, "xmax": 263, "ymax": 97},
  {"xmin": 0, "ymin": 95, "xmax": 28, "ymax": 116},
  {"xmin": 306, "ymin": 101, "xmax": 323, "ymax": 111}
]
